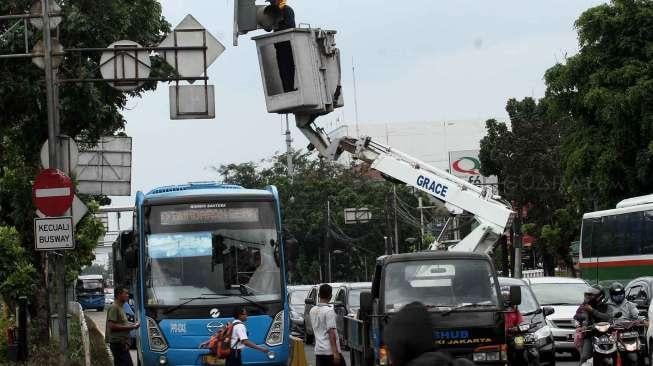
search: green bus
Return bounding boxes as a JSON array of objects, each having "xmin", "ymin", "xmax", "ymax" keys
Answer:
[{"xmin": 580, "ymin": 194, "xmax": 653, "ymax": 285}]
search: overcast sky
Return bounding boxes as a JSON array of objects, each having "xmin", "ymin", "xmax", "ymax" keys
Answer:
[{"xmin": 108, "ymin": 0, "xmax": 604, "ymax": 207}]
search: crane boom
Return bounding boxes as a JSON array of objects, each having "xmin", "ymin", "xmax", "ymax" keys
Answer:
[{"xmin": 296, "ymin": 116, "xmax": 514, "ymax": 253}]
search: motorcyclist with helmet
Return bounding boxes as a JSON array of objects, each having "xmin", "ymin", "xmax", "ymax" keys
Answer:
[
  {"xmin": 606, "ymin": 282, "xmax": 639, "ymax": 322},
  {"xmin": 574, "ymin": 285, "xmax": 612, "ymax": 364}
]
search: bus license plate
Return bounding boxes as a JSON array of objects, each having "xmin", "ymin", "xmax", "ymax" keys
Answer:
[{"xmin": 202, "ymin": 355, "xmax": 225, "ymax": 366}]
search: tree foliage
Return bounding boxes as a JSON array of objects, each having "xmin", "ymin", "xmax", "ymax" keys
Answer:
[
  {"xmin": 479, "ymin": 98, "xmax": 573, "ymax": 274},
  {"xmin": 0, "ymin": 0, "xmax": 169, "ymax": 343},
  {"xmin": 544, "ymin": 0, "xmax": 653, "ymax": 211},
  {"xmin": 215, "ymin": 152, "xmax": 426, "ymax": 284}
]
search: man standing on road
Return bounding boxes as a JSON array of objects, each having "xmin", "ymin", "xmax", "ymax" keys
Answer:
[
  {"xmin": 106, "ymin": 287, "xmax": 140, "ymax": 366},
  {"xmin": 309, "ymin": 284, "xmax": 343, "ymax": 366}
]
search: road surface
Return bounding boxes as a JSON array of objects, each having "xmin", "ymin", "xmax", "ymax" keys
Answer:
[{"xmin": 85, "ymin": 310, "xmax": 578, "ymax": 366}]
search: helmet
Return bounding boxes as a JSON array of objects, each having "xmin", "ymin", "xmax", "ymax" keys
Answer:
[
  {"xmin": 585, "ymin": 284, "xmax": 604, "ymax": 304},
  {"xmin": 609, "ymin": 282, "xmax": 625, "ymax": 304}
]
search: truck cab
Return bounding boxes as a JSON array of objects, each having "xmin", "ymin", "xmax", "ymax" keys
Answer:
[{"xmin": 346, "ymin": 251, "xmax": 518, "ymax": 365}]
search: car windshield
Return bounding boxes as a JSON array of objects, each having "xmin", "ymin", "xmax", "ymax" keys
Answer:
[
  {"xmin": 144, "ymin": 201, "xmax": 281, "ymax": 306},
  {"xmin": 383, "ymin": 259, "xmax": 499, "ymax": 311},
  {"xmin": 290, "ymin": 290, "xmax": 309, "ymax": 305},
  {"xmin": 348, "ymin": 289, "xmax": 368, "ymax": 309},
  {"xmin": 500, "ymin": 283, "xmax": 539, "ymax": 314},
  {"xmin": 529, "ymin": 282, "xmax": 590, "ymax": 306},
  {"xmin": 78, "ymin": 279, "xmax": 103, "ymax": 292}
]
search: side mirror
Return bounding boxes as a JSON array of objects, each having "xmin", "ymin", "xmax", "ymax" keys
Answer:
[
  {"xmin": 542, "ymin": 307, "xmax": 555, "ymax": 317},
  {"xmin": 509, "ymin": 286, "xmax": 522, "ymax": 307},
  {"xmin": 124, "ymin": 244, "xmax": 139, "ymax": 269},
  {"xmin": 305, "ymin": 298, "xmax": 315, "ymax": 306},
  {"xmin": 360, "ymin": 291, "xmax": 373, "ymax": 315}
]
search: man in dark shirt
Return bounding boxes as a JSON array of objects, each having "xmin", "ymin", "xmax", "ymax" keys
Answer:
[
  {"xmin": 266, "ymin": 0, "xmax": 297, "ymax": 92},
  {"xmin": 106, "ymin": 287, "xmax": 140, "ymax": 366},
  {"xmin": 574, "ymin": 285, "xmax": 611, "ymax": 364}
]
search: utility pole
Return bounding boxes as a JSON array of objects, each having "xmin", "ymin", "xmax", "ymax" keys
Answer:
[
  {"xmin": 418, "ymin": 197, "xmax": 424, "ymax": 251},
  {"xmin": 393, "ymin": 185, "xmax": 399, "ymax": 254},
  {"xmin": 326, "ymin": 200, "xmax": 331, "ymax": 282},
  {"xmin": 284, "ymin": 114, "xmax": 294, "ymax": 181},
  {"xmin": 41, "ymin": 0, "xmax": 68, "ymax": 360},
  {"xmin": 514, "ymin": 216, "xmax": 523, "ymax": 278}
]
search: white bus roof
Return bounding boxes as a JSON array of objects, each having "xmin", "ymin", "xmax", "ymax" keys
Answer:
[
  {"xmin": 583, "ymin": 201, "xmax": 653, "ymax": 219},
  {"xmin": 77, "ymin": 274, "xmax": 103, "ymax": 280},
  {"xmin": 616, "ymin": 194, "xmax": 653, "ymax": 209}
]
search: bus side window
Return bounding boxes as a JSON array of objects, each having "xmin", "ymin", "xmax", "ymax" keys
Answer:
[{"xmin": 644, "ymin": 211, "xmax": 653, "ymax": 254}]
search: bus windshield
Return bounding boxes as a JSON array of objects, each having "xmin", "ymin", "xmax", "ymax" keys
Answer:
[
  {"xmin": 144, "ymin": 200, "xmax": 281, "ymax": 306},
  {"xmin": 383, "ymin": 259, "xmax": 499, "ymax": 311}
]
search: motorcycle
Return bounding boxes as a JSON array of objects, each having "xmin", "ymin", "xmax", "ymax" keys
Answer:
[
  {"xmin": 613, "ymin": 318, "xmax": 647, "ymax": 366},
  {"xmin": 579, "ymin": 312, "xmax": 624, "ymax": 366},
  {"xmin": 508, "ymin": 322, "xmax": 540, "ymax": 366}
]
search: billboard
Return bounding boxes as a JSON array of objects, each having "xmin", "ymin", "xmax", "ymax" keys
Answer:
[{"xmin": 448, "ymin": 150, "xmax": 498, "ymax": 187}]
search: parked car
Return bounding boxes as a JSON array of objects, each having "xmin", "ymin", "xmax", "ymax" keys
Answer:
[
  {"xmin": 525, "ymin": 276, "xmax": 591, "ymax": 358},
  {"xmin": 333, "ymin": 282, "xmax": 371, "ymax": 347},
  {"xmin": 499, "ymin": 277, "xmax": 556, "ymax": 365},
  {"xmin": 303, "ymin": 282, "xmax": 343, "ymax": 344},
  {"xmin": 625, "ymin": 276, "xmax": 653, "ymax": 317},
  {"xmin": 287, "ymin": 285, "xmax": 313, "ymax": 338}
]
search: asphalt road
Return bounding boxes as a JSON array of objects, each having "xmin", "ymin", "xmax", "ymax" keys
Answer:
[{"xmin": 85, "ymin": 310, "xmax": 578, "ymax": 366}]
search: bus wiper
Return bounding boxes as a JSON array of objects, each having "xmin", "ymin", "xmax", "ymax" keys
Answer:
[
  {"xmin": 163, "ymin": 294, "xmax": 228, "ymax": 315},
  {"xmin": 441, "ymin": 302, "xmax": 494, "ymax": 316}
]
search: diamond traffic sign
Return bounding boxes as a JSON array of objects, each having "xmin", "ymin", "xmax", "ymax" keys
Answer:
[
  {"xmin": 159, "ymin": 14, "xmax": 225, "ymax": 82},
  {"xmin": 32, "ymin": 169, "xmax": 74, "ymax": 217}
]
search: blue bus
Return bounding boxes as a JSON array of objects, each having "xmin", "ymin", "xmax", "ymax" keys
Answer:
[
  {"xmin": 118, "ymin": 182, "xmax": 289, "ymax": 366},
  {"xmin": 76, "ymin": 274, "xmax": 106, "ymax": 311}
]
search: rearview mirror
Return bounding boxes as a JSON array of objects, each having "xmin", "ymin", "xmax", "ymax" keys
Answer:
[
  {"xmin": 360, "ymin": 291, "xmax": 373, "ymax": 315},
  {"xmin": 542, "ymin": 307, "xmax": 555, "ymax": 317},
  {"xmin": 509, "ymin": 286, "xmax": 521, "ymax": 306}
]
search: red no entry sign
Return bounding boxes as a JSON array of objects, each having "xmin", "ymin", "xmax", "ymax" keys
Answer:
[{"xmin": 32, "ymin": 169, "xmax": 74, "ymax": 217}]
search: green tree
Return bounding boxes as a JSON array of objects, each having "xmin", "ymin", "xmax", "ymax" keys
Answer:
[
  {"xmin": 0, "ymin": 0, "xmax": 169, "ymax": 344},
  {"xmin": 479, "ymin": 98, "xmax": 570, "ymax": 275},
  {"xmin": 544, "ymin": 0, "xmax": 653, "ymax": 211},
  {"xmin": 215, "ymin": 151, "xmax": 424, "ymax": 284}
]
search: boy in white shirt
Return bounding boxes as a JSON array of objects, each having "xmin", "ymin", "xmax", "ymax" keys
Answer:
[
  {"xmin": 309, "ymin": 284, "xmax": 343, "ymax": 366},
  {"xmin": 227, "ymin": 307, "xmax": 270, "ymax": 366}
]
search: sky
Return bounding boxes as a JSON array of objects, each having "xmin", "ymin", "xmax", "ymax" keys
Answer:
[{"xmin": 107, "ymin": 0, "xmax": 606, "ymax": 208}]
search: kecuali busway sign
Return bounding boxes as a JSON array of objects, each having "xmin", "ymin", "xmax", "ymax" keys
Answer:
[{"xmin": 34, "ymin": 216, "xmax": 75, "ymax": 250}]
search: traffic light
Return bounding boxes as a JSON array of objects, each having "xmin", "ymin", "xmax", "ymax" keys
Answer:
[{"xmin": 233, "ymin": 0, "xmax": 285, "ymax": 46}]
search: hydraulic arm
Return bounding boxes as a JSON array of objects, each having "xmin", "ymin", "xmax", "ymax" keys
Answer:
[{"xmin": 295, "ymin": 116, "xmax": 514, "ymax": 253}]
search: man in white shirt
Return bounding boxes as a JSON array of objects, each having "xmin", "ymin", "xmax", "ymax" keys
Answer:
[
  {"xmin": 309, "ymin": 284, "xmax": 343, "ymax": 366},
  {"xmin": 227, "ymin": 307, "xmax": 270, "ymax": 366}
]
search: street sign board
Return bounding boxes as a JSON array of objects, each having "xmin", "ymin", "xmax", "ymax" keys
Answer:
[
  {"xmin": 29, "ymin": 0, "xmax": 62, "ymax": 30},
  {"xmin": 159, "ymin": 14, "xmax": 225, "ymax": 81},
  {"xmin": 32, "ymin": 169, "xmax": 74, "ymax": 217},
  {"xmin": 76, "ymin": 136, "xmax": 132, "ymax": 196},
  {"xmin": 169, "ymin": 85, "xmax": 215, "ymax": 119},
  {"xmin": 448, "ymin": 150, "xmax": 498, "ymax": 188},
  {"xmin": 36, "ymin": 195, "xmax": 88, "ymax": 227},
  {"xmin": 100, "ymin": 40, "xmax": 152, "ymax": 91},
  {"xmin": 34, "ymin": 217, "xmax": 74, "ymax": 250},
  {"xmin": 40, "ymin": 136, "xmax": 79, "ymax": 174}
]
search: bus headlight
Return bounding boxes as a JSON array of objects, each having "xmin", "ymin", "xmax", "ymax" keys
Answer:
[
  {"xmin": 266, "ymin": 311, "xmax": 284, "ymax": 346},
  {"xmin": 147, "ymin": 317, "xmax": 168, "ymax": 352}
]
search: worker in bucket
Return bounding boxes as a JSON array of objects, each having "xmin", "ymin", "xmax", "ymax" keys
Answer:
[{"xmin": 266, "ymin": 0, "xmax": 296, "ymax": 92}]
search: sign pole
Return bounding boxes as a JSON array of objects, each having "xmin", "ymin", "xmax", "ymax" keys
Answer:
[{"xmin": 40, "ymin": 0, "xmax": 68, "ymax": 360}]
